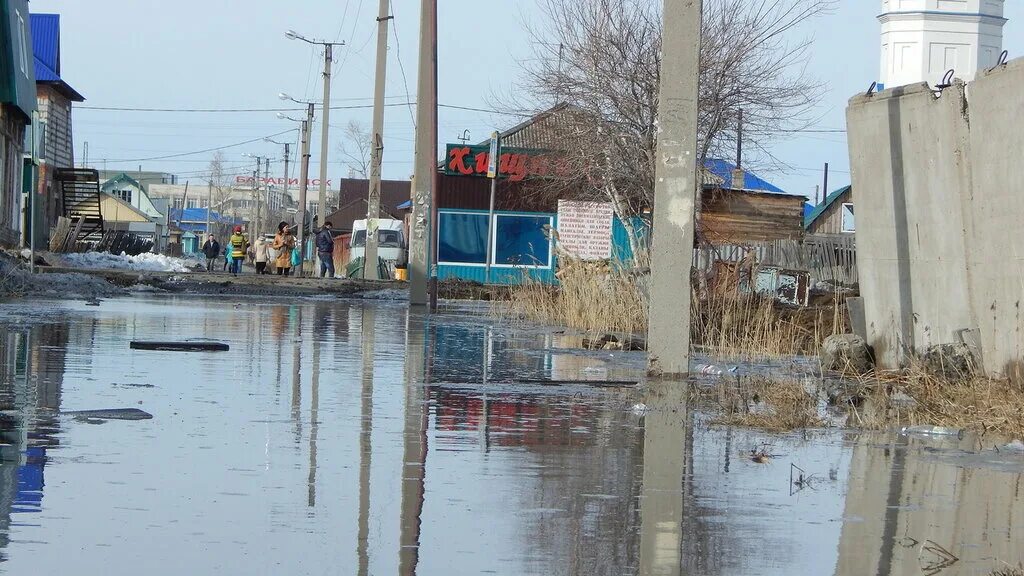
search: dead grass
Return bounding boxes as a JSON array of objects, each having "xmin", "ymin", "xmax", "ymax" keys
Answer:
[
  {"xmin": 697, "ymin": 375, "xmax": 825, "ymax": 432},
  {"xmin": 851, "ymin": 360, "xmax": 1024, "ymax": 439},
  {"xmin": 499, "ymin": 258, "xmax": 647, "ymax": 337},
  {"xmin": 499, "ymin": 257, "xmax": 847, "ymax": 358},
  {"xmin": 692, "ymin": 287, "xmax": 847, "ymax": 359}
]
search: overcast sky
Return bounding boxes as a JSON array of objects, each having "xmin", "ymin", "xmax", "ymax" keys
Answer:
[{"xmin": 31, "ymin": 0, "xmax": 1024, "ymax": 199}]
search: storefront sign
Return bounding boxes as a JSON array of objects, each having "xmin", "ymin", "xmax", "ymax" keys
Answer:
[
  {"xmin": 235, "ymin": 176, "xmax": 332, "ymax": 187},
  {"xmin": 0, "ymin": 0, "xmax": 36, "ymax": 118},
  {"xmin": 556, "ymin": 200, "xmax": 614, "ymax": 260},
  {"xmin": 445, "ymin": 144, "xmax": 568, "ymax": 182}
]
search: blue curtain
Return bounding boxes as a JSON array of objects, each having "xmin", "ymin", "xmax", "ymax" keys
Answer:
[
  {"xmin": 494, "ymin": 215, "xmax": 550, "ymax": 267},
  {"xmin": 439, "ymin": 212, "xmax": 489, "ymax": 264}
]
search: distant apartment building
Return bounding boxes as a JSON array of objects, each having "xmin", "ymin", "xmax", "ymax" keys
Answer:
[{"xmin": 148, "ymin": 182, "xmax": 295, "ymax": 233}]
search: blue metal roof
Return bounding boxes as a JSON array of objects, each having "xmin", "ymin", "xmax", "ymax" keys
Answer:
[
  {"xmin": 30, "ymin": 14, "xmax": 84, "ymax": 101},
  {"xmin": 704, "ymin": 159, "xmax": 787, "ymax": 195}
]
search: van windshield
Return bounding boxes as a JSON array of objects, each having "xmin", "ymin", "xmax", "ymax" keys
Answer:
[{"xmin": 351, "ymin": 229, "xmax": 402, "ymax": 248}]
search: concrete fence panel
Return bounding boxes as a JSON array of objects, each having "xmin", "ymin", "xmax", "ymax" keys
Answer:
[
  {"xmin": 964, "ymin": 59, "xmax": 1024, "ymax": 380},
  {"xmin": 846, "ymin": 83, "xmax": 973, "ymax": 368}
]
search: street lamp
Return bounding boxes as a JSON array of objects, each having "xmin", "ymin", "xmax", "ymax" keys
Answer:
[{"xmin": 284, "ymin": 31, "xmax": 345, "ymax": 230}]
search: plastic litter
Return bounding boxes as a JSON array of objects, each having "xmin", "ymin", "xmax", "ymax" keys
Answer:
[
  {"xmin": 693, "ymin": 363, "xmax": 740, "ymax": 376},
  {"xmin": 899, "ymin": 425, "xmax": 965, "ymax": 439}
]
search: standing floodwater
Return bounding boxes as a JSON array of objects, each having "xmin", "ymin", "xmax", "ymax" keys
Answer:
[{"xmin": 0, "ymin": 296, "xmax": 1020, "ymax": 575}]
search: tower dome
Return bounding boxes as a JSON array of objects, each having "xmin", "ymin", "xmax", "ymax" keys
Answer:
[{"xmin": 879, "ymin": 0, "xmax": 1006, "ymax": 89}]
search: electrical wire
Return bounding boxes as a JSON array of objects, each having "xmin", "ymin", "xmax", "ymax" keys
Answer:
[
  {"xmin": 390, "ymin": 0, "xmax": 416, "ymax": 128},
  {"xmin": 103, "ymin": 129, "xmax": 297, "ymax": 163}
]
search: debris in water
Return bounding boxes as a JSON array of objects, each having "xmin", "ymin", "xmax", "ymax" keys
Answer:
[
  {"xmin": 130, "ymin": 341, "xmax": 230, "ymax": 352},
  {"xmin": 918, "ymin": 539, "xmax": 959, "ymax": 574},
  {"xmin": 694, "ymin": 363, "xmax": 739, "ymax": 376},
  {"xmin": 996, "ymin": 440, "xmax": 1024, "ymax": 453},
  {"xmin": 749, "ymin": 443, "xmax": 779, "ymax": 464},
  {"xmin": 63, "ymin": 408, "xmax": 153, "ymax": 421},
  {"xmin": 900, "ymin": 425, "xmax": 965, "ymax": 439}
]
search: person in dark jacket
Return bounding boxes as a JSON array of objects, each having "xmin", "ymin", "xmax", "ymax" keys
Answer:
[
  {"xmin": 202, "ymin": 234, "xmax": 221, "ymax": 272},
  {"xmin": 316, "ymin": 222, "xmax": 336, "ymax": 278}
]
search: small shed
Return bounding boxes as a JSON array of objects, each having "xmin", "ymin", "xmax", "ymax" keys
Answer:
[{"xmin": 804, "ymin": 186, "xmax": 854, "ymax": 236}]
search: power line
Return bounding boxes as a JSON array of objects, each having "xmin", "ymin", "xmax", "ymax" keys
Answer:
[
  {"xmin": 390, "ymin": 0, "xmax": 416, "ymax": 128},
  {"xmin": 103, "ymin": 129, "xmax": 297, "ymax": 163},
  {"xmin": 76, "ymin": 102, "xmax": 528, "ymax": 116}
]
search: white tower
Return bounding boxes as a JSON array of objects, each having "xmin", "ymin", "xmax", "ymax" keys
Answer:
[{"xmin": 879, "ymin": 0, "xmax": 1007, "ymax": 89}]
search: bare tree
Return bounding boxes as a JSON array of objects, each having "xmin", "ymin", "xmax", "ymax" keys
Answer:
[
  {"xmin": 513, "ymin": 0, "xmax": 835, "ymax": 257},
  {"xmin": 338, "ymin": 120, "xmax": 371, "ymax": 179},
  {"xmin": 207, "ymin": 151, "xmax": 236, "ymax": 220}
]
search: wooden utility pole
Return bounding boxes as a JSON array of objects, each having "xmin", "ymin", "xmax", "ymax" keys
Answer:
[
  {"xmin": 646, "ymin": 0, "xmax": 703, "ymax": 377},
  {"xmin": 364, "ymin": 0, "xmax": 392, "ymax": 280},
  {"xmin": 409, "ymin": 0, "xmax": 437, "ymax": 306}
]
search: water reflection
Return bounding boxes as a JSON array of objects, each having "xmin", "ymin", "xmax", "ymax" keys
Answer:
[{"xmin": 0, "ymin": 298, "xmax": 1019, "ymax": 575}]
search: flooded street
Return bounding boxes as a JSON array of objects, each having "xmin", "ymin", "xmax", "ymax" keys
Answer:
[{"xmin": 0, "ymin": 296, "xmax": 1021, "ymax": 575}]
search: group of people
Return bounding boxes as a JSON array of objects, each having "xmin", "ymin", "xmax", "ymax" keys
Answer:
[{"xmin": 201, "ymin": 221, "xmax": 337, "ymax": 278}]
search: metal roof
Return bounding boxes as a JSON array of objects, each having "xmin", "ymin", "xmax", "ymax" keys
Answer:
[
  {"xmin": 30, "ymin": 13, "xmax": 84, "ymax": 102},
  {"xmin": 703, "ymin": 159, "xmax": 788, "ymax": 195},
  {"xmin": 804, "ymin": 185, "xmax": 852, "ymax": 228}
]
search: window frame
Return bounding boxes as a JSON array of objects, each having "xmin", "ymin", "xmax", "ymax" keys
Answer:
[
  {"xmin": 437, "ymin": 209, "xmax": 490, "ymax": 267},
  {"xmin": 490, "ymin": 213, "xmax": 554, "ymax": 270},
  {"xmin": 840, "ymin": 203, "xmax": 855, "ymax": 233}
]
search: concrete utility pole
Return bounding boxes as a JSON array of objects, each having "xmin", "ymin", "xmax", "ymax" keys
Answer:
[
  {"xmin": 297, "ymin": 103, "xmax": 314, "ymax": 266},
  {"xmin": 318, "ymin": 44, "xmax": 333, "ymax": 230},
  {"xmin": 283, "ymin": 143, "xmax": 290, "ymax": 209},
  {"xmin": 263, "ymin": 157, "xmax": 270, "ymax": 236},
  {"xmin": 409, "ymin": 0, "xmax": 438, "ymax": 306},
  {"xmin": 646, "ymin": 0, "xmax": 703, "ymax": 378},
  {"xmin": 364, "ymin": 0, "xmax": 393, "ymax": 281}
]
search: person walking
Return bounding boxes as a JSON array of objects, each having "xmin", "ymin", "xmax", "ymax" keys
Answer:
[
  {"xmin": 316, "ymin": 221, "xmax": 336, "ymax": 279},
  {"xmin": 254, "ymin": 235, "xmax": 270, "ymax": 275},
  {"xmin": 272, "ymin": 221, "xmax": 296, "ymax": 277},
  {"xmin": 228, "ymin": 225, "xmax": 248, "ymax": 275},
  {"xmin": 202, "ymin": 234, "xmax": 220, "ymax": 272}
]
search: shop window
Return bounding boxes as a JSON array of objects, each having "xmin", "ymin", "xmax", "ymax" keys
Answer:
[
  {"xmin": 439, "ymin": 212, "xmax": 489, "ymax": 265},
  {"xmin": 494, "ymin": 214, "xmax": 552, "ymax": 268}
]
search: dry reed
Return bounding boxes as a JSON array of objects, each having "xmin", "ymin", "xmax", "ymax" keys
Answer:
[
  {"xmin": 698, "ymin": 375, "xmax": 825, "ymax": 432},
  {"xmin": 499, "ymin": 258, "xmax": 647, "ymax": 337},
  {"xmin": 851, "ymin": 360, "xmax": 1024, "ymax": 439}
]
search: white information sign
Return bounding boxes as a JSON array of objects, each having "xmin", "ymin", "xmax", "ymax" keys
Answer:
[{"xmin": 556, "ymin": 200, "xmax": 614, "ymax": 260}]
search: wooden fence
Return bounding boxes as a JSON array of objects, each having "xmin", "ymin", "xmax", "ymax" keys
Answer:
[{"xmin": 694, "ymin": 234, "xmax": 857, "ymax": 287}]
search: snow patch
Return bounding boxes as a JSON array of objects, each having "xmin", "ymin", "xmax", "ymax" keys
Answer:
[{"xmin": 59, "ymin": 252, "xmax": 198, "ymax": 273}]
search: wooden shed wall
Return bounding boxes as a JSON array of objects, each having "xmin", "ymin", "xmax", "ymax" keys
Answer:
[
  {"xmin": 700, "ymin": 188, "xmax": 805, "ymax": 243},
  {"xmin": 807, "ymin": 188, "xmax": 853, "ymax": 235}
]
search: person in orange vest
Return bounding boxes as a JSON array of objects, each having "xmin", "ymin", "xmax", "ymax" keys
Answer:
[{"xmin": 228, "ymin": 226, "xmax": 249, "ymax": 275}]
